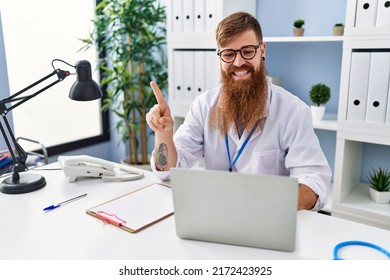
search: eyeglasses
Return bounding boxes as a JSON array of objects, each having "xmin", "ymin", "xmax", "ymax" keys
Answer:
[{"xmin": 217, "ymin": 43, "xmax": 262, "ymax": 63}]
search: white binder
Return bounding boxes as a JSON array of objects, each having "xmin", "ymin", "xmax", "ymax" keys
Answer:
[
  {"xmin": 365, "ymin": 51, "xmax": 390, "ymax": 124},
  {"xmin": 386, "ymin": 81, "xmax": 390, "ymax": 124},
  {"xmin": 205, "ymin": 0, "xmax": 220, "ymax": 32},
  {"xmin": 355, "ymin": 0, "xmax": 378, "ymax": 27},
  {"xmin": 172, "ymin": 0, "xmax": 183, "ymax": 33},
  {"xmin": 347, "ymin": 52, "xmax": 371, "ymax": 122},
  {"xmin": 182, "ymin": 0, "xmax": 194, "ymax": 32},
  {"xmin": 173, "ymin": 50, "xmax": 185, "ymax": 102},
  {"xmin": 376, "ymin": 0, "xmax": 390, "ymax": 26},
  {"xmin": 194, "ymin": 0, "xmax": 205, "ymax": 32},
  {"xmin": 194, "ymin": 51, "xmax": 206, "ymax": 96},
  {"xmin": 205, "ymin": 50, "xmax": 220, "ymax": 90},
  {"xmin": 183, "ymin": 50, "xmax": 195, "ymax": 102}
]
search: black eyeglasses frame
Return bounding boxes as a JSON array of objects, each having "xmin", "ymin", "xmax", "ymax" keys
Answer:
[{"xmin": 217, "ymin": 43, "xmax": 262, "ymax": 63}]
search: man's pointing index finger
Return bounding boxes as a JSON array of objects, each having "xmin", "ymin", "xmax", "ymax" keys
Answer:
[{"xmin": 150, "ymin": 81, "xmax": 165, "ymax": 104}]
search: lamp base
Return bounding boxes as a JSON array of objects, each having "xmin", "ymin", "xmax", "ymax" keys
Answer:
[{"xmin": 0, "ymin": 173, "xmax": 46, "ymax": 194}]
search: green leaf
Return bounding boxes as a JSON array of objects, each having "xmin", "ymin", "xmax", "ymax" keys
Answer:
[{"xmin": 367, "ymin": 167, "xmax": 390, "ymax": 192}]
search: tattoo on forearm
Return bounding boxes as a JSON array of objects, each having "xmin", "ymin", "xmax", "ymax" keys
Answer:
[{"xmin": 156, "ymin": 143, "xmax": 168, "ymax": 170}]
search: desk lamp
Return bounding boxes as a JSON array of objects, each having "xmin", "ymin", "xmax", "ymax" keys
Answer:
[{"xmin": 0, "ymin": 59, "xmax": 102, "ymax": 194}]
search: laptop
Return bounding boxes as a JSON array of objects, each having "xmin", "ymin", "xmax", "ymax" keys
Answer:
[{"xmin": 170, "ymin": 168, "xmax": 299, "ymax": 252}]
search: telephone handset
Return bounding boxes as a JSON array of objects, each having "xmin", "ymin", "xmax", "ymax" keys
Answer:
[{"xmin": 58, "ymin": 155, "xmax": 144, "ymax": 182}]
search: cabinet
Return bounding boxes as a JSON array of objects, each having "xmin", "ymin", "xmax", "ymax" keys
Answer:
[{"xmin": 166, "ymin": 0, "xmax": 390, "ymax": 229}]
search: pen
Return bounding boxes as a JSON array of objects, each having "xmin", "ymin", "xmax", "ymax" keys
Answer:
[{"xmin": 43, "ymin": 193, "xmax": 87, "ymax": 211}]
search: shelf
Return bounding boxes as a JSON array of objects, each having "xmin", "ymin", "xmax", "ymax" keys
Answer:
[
  {"xmin": 332, "ymin": 184, "xmax": 390, "ymax": 229},
  {"xmin": 168, "ymin": 35, "xmax": 346, "ymax": 45},
  {"xmin": 313, "ymin": 113, "xmax": 338, "ymax": 131},
  {"xmin": 167, "ymin": 33, "xmax": 216, "ymax": 48},
  {"xmin": 337, "ymin": 127, "xmax": 390, "ymax": 146},
  {"xmin": 264, "ymin": 36, "xmax": 344, "ymax": 43}
]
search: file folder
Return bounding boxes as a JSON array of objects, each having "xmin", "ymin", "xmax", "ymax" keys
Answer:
[
  {"xmin": 386, "ymin": 80, "xmax": 390, "ymax": 124},
  {"xmin": 347, "ymin": 51, "xmax": 371, "ymax": 122},
  {"xmin": 355, "ymin": 0, "xmax": 378, "ymax": 27},
  {"xmin": 183, "ymin": 50, "xmax": 195, "ymax": 101},
  {"xmin": 194, "ymin": 51, "xmax": 206, "ymax": 96},
  {"xmin": 194, "ymin": 0, "xmax": 205, "ymax": 32},
  {"xmin": 172, "ymin": 0, "xmax": 183, "ymax": 33},
  {"xmin": 86, "ymin": 183, "xmax": 173, "ymax": 233},
  {"xmin": 205, "ymin": 0, "xmax": 220, "ymax": 32},
  {"xmin": 365, "ymin": 51, "xmax": 390, "ymax": 124},
  {"xmin": 205, "ymin": 50, "xmax": 220, "ymax": 90},
  {"xmin": 173, "ymin": 50, "xmax": 185, "ymax": 102},
  {"xmin": 376, "ymin": 0, "xmax": 390, "ymax": 26},
  {"xmin": 182, "ymin": 0, "xmax": 194, "ymax": 32}
]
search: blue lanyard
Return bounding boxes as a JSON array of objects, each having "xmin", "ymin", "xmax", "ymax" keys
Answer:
[{"xmin": 225, "ymin": 123, "xmax": 258, "ymax": 172}]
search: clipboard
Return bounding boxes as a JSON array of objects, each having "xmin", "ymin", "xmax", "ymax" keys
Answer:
[{"xmin": 86, "ymin": 183, "xmax": 174, "ymax": 233}]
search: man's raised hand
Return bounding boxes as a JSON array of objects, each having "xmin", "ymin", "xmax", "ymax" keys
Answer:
[{"xmin": 146, "ymin": 81, "xmax": 174, "ymax": 133}]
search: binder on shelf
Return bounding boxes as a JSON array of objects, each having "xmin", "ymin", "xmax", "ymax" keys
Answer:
[
  {"xmin": 205, "ymin": 0, "xmax": 219, "ymax": 32},
  {"xmin": 173, "ymin": 50, "xmax": 185, "ymax": 102},
  {"xmin": 386, "ymin": 80, "xmax": 390, "ymax": 124},
  {"xmin": 171, "ymin": 0, "xmax": 183, "ymax": 33},
  {"xmin": 376, "ymin": 0, "xmax": 390, "ymax": 26},
  {"xmin": 365, "ymin": 51, "xmax": 390, "ymax": 124},
  {"xmin": 355, "ymin": 0, "xmax": 379, "ymax": 27},
  {"xmin": 183, "ymin": 50, "xmax": 195, "ymax": 102},
  {"xmin": 194, "ymin": 0, "xmax": 205, "ymax": 32},
  {"xmin": 194, "ymin": 50, "xmax": 206, "ymax": 96},
  {"xmin": 346, "ymin": 51, "xmax": 371, "ymax": 122},
  {"xmin": 86, "ymin": 183, "xmax": 173, "ymax": 233},
  {"xmin": 205, "ymin": 50, "xmax": 220, "ymax": 91},
  {"xmin": 182, "ymin": 0, "xmax": 194, "ymax": 32}
]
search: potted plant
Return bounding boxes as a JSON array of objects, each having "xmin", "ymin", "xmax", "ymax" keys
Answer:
[
  {"xmin": 82, "ymin": 0, "xmax": 168, "ymax": 165},
  {"xmin": 367, "ymin": 167, "xmax": 390, "ymax": 204},
  {"xmin": 309, "ymin": 83, "xmax": 331, "ymax": 121},
  {"xmin": 333, "ymin": 23, "xmax": 344, "ymax": 36},
  {"xmin": 293, "ymin": 19, "xmax": 305, "ymax": 36}
]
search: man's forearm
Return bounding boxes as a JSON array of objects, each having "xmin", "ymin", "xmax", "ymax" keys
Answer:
[
  {"xmin": 154, "ymin": 134, "xmax": 177, "ymax": 171},
  {"xmin": 298, "ymin": 184, "xmax": 318, "ymax": 210}
]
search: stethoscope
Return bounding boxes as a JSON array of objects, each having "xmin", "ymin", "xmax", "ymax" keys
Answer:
[{"xmin": 333, "ymin": 240, "xmax": 390, "ymax": 260}]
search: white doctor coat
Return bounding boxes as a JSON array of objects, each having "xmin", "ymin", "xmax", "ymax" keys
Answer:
[{"xmin": 151, "ymin": 82, "xmax": 332, "ymax": 210}]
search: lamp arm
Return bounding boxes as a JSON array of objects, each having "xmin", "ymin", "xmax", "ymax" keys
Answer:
[
  {"xmin": 2, "ymin": 69, "xmax": 70, "ymax": 112},
  {"xmin": 0, "ymin": 107, "xmax": 28, "ymax": 178},
  {"xmin": 0, "ymin": 68, "xmax": 70, "ymax": 178}
]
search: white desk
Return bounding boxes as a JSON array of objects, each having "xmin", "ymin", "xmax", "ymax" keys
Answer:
[{"xmin": 0, "ymin": 163, "xmax": 389, "ymax": 260}]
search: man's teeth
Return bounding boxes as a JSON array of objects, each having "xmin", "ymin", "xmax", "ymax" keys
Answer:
[{"xmin": 235, "ymin": 71, "xmax": 248, "ymax": 77}]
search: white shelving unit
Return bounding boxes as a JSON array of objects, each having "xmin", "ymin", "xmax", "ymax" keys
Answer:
[{"xmin": 331, "ymin": 0, "xmax": 390, "ymax": 229}]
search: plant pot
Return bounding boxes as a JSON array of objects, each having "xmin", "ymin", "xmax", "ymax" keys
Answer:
[
  {"xmin": 310, "ymin": 105, "xmax": 325, "ymax": 121},
  {"xmin": 332, "ymin": 26, "xmax": 344, "ymax": 36},
  {"xmin": 369, "ymin": 188, "xmax": 390, "ymax": 204},
  {"xmin": 293, "ymin": 28, "xmax": 304, "ymax": 36}
]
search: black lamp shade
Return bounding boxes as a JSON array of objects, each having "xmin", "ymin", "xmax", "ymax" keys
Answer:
[{"xmin": 69, "ymin": 60, "xmax": 102, "ymax": 101}]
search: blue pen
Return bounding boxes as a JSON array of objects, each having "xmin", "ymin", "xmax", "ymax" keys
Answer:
[{"xmin": 43, "ymin": 193, "xmax": 87, "ymax": 211}]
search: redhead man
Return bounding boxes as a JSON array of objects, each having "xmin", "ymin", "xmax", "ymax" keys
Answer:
[{"xmin": 146, "ymin": 12, "xmax": 331, "ymax": 211}]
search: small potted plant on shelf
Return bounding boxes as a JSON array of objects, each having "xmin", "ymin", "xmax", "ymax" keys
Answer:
[
  {"xmin": 293, "ymin": 19, "xmax": 305, "ymax": 36},
  {"xmin": 367, "ymin": 167, "xmax": 390, "ymax": 204},
  {"xmin": 309, "ymin": 83, "xmax": 331, "ymax": 121},
  {"xmin": 333, "ymin": 23, "xmax": 344, "ymax": 36}
]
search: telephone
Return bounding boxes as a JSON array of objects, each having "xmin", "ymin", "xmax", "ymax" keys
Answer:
[{"xmin": 58, "ymin": 155, "xmax": 144, "ymax": 182}]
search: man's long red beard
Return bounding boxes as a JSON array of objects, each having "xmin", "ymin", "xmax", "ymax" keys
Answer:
[{"xmin": 209, "ymin": 61, "xmax": 268, "ymax": 136}]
